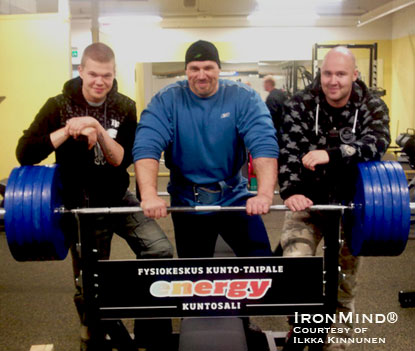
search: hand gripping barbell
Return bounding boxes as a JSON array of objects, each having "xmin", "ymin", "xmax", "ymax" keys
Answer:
[{"xmin": 1, "ymin": 161, "xmax": 413, "ymax": 261}]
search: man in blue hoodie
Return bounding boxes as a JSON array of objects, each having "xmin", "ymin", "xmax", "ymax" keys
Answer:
[{"xmin": 133, "ymin": 40, "xmax": 279, "ymax": 258}]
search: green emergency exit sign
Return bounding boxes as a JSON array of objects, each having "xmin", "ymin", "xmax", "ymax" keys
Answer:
[{"xmin": 72, "ymin": 50, "xmax": 78, "ymax": 58}]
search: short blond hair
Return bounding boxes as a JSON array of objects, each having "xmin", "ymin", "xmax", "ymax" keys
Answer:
[
  {"xmin": 263, "ymin": 75, "xmax": 276, "ymax": 87},
  {"xmin": 81, "ymin": 42, "xmax": 115, "ymax": 67}
]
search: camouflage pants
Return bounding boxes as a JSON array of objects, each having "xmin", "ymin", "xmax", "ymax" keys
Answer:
[{"xmin": 281, "ymin": 211, "xmax": 361, "ymax": 351}]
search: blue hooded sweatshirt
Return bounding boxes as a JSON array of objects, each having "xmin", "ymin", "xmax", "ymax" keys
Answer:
[{"xmin": 133, "ymin": 79, "xmax": 279, "ymax": 203}]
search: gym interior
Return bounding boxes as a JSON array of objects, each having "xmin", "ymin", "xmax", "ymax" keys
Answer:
[{"xmin": 1, "ymin": 1, "xmax": 415, "ymax": 350}]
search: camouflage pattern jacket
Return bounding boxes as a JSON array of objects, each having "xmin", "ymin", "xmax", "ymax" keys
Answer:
[{"xmin": 278, "ymin": 77, "xmax": 391, "ymax": 204}]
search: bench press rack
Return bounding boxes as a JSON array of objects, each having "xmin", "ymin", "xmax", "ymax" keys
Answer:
[
  {"xmin": 75, "ymin": 209, "xmax": 343, "ymax": 351},
  {"xmin": 2, "ymin": 161, "xmax": 413, "ymax": 349}
]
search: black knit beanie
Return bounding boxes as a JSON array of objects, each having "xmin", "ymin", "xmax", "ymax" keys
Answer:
[{"xmin": 185, "ymin": 40, "xmax": 221, "ymax": 68}]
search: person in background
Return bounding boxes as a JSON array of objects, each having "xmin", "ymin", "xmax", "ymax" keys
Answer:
[{"xmin": 263, "ymin": 75, "xmax": 288, "ymax": 129}]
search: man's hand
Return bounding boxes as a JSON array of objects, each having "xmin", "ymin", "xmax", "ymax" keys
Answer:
[
  {"xmin": 80, "ymin": 127, "xmax": 98, "ymax": 150},
  {"xmin": 66, "ymin": 117, "xmax": 99, "ymax": 139},
  {"xmin": 302, "ymin": 150, "xmax": 329, "ymax": 171},
  {"xmin": 140, "ymin": 195, "xmax": 168, "ymax": 219},
  {"xmin": 246, "ymin": 193, "xmax": 273, "ymax": 216},
  {"xmin": 284, "ymin": 194, "xmax": 313, "ymax": 212}
]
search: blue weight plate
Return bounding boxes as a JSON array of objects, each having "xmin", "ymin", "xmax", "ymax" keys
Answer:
[
  {"xmin": 4, "ymin": 167, "xmax": 21, "ymax": 251},
  {"xmin": 364, "ymin": 162, "xmax": 390, "ymax": 255},
  {"xmin": 41, "ymin": 165, "xmax": 67, "ymax": 260},
  {"xmin": 40, "ymin": 165, "xmax": 58, "ymax": 259},
  {"xmin": 375, "ymin": 162, "xmax": 393, "ymax": 241},
  {"xmin": 350, "ymin": 163, "xmax": 374, "ymax": 256},
  {"xmin": 12, "ymin": 166, "xmax": 32, "ymax": 248},
  {"xmin": 390, "ymin": 161, "xmax": 411, "ymax": 255},
  {"xmin": 31, "ymin": 166, "xmax": 47, "ymax": 244},
  {"xmin": 49, "ymin": 166, "xmax": 67, "ymax": 260},
  {"xmin": 9, "ymin": 166, "xmax": 33, "ymax": 261},
  {"xmin": 371, "ymin": 162, "xmax": 393, "ymax": 254},
  {"xmin": 22, "ymin": 166, "xmax": 40, "ymax": 247},
  {"xmin": 367, "ymin": 162, "xmax": 384, "ymax": 246},
  {"xmin": 380, "ymin": 162, "xmax": 402, "ymax": 254},
  {"xmin": 357, "ymin": 163, "xmax": 377, "ymax": 255}
]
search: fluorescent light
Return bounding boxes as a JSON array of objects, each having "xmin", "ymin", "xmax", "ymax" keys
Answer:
[
  {"xmin": 357, "ymin": 0, "xmax": 415, "ymax": 27},
  {"xmin": 247, "ymin": 11, "xmax": 319, "ymax": 22},
  {"xmin": 99, "ymin": 15, "xmax": 162, "ymax": 25},
  {"xmin": 256, "ymin": 0, "xmax": 342, "ymax": 7}
]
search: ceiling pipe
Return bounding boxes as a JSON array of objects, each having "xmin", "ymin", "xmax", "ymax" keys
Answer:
[{"xmin": 357, "ymin": 0, "xmax": 415, "ymax": 27}]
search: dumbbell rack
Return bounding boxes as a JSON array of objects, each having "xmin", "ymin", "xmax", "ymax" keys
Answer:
[{"xmin": 75, "ymin": 210, "xmax": 343, "ymax": 351}]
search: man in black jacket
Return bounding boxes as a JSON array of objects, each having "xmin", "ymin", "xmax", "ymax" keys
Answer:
[
  {"xmin": 263, "ymin": 75, "xmax": 287, "ymax": 129},
  {"xmin": 278, "ymin": 47, "xmax": 390, "ymax": 350},
  {"xmin": 16, "ymin": 43, "xmax": 173, "ymax": 351}
]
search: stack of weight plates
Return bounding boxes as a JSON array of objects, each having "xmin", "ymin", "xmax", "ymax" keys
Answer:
[
  {"xmin": 349, "ymin": 161, "xmax": 410, "ymax": 256},
  {"xmin": 4, "ymin": 165, "xmax": 68, "ymax": 261}
]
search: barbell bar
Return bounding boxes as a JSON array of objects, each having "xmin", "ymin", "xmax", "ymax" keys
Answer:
[
  {"xmin": 3, "ymin": 203, "xmax": 412, "ymax": 217},
  {"xmin": 1, "ymin": 161, "xmax": 414, "ymax": 261},
  {"xmin": 58, "ymin": 204, "xmax": 351, "ymax": 215}
]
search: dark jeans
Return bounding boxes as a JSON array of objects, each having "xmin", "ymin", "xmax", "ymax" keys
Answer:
[
  {"xmin": 172, "ymin": 210, "xmax": 271, "ymax": 258},
  {"xmin": 169, "ymin": 182, "xmax": 272, "ymax": 258},
  {"xmin": 67, "ymin": 191, "xmax": 173, "ymax": 349}
]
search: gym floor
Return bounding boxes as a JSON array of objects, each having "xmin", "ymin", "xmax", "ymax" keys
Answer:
[{"xmin": 0, "ymin": 175, "xmax": 414, "ymax": 351}]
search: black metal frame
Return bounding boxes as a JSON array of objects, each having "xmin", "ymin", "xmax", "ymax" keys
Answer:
[
  {"xmin": 312, "ymin": 43, "xmax": 378, "ymax": 88},
  {"xmin": 76, "ymin": 210, "xmax": 343, "ymax": 351},
  {"xmin": 282, "ymin": 61, "xmax": 313, "ymax": 96}
]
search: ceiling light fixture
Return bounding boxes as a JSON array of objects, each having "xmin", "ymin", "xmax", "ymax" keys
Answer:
[{"xmin": 98, "ymin": 15, "xmax": 162, "ymax": 25}]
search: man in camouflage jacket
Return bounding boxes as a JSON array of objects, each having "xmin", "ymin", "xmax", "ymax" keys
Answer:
[{"xmin": 278, "ymin": 47, "xmax": 390, "ymax": 351}]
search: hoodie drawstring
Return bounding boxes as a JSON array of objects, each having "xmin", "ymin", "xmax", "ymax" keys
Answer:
[
  {"xmin": 352, "ymin": 109, "xmax": 358, "ymax": 134},
  {"xmin": 315, "ymin": 104, "xmax": 319, "ymax": 136},
  {"xmin": 314, "ymin": 104, "xmax": 359, "ymax": 136}
]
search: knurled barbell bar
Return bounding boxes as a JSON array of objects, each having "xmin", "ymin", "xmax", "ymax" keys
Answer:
[{"xmin": 1, "ymin": 161, "xmax": 413, "ymax": 261}]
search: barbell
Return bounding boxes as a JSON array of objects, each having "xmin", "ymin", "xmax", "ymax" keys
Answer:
[{"xmin": 1, "ymin": 161, "xmax": 413, "ymax": 261}]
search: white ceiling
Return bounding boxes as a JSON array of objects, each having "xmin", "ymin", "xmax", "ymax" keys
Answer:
[
  {"xmin": 71, "ymin": 0, "xmax": 415, "ymax": 27},
  {"xmin": 70, "ymin": 0, "xmax": 391, "ymax": 17},
  {"xmin": 1, "ymin": 0, "xmax": 413, "ymax": 27}
]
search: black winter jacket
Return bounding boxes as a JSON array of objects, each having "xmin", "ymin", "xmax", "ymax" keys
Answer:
[
  {"xmin": 278, "ymin": 76, "xmax": 391, "ymax": 204},
  {"xmin": 16, "ymin": 77, "xmax": 137, "ymax": 208}
]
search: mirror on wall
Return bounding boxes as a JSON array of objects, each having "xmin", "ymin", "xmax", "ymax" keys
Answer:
[
  {"xmin": 146, "ymin": 60, "xmax": 315, "ymax": 103},
  {"xmin": 259, "ymin": 60, "xmax": 313, "ymax": 98}
]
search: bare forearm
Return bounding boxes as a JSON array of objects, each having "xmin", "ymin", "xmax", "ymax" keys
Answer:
[
  {"xmin": 50, "ymin": 127, "xmax": 70, "ymax": 149},
  {"xmin": 96, "ymin": 124, "xmax": 124, "ymax": 166},
  {"xmin": 252, "ymin": 157, "xmax": 278, "ymax": 199},
  {"xmin": 135, "ymin": 158, "xmax": 160, "ymax": 200}
]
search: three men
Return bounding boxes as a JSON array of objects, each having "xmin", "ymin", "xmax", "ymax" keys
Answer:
[{"xmin": 15, "ymin": 40, "xmax": 392, "ymax": 351}]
